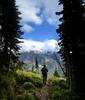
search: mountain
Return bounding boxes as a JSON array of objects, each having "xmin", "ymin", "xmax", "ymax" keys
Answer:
[{"xmin": 19, "ymin": 51, "xmax": 64, "ymax": 76}]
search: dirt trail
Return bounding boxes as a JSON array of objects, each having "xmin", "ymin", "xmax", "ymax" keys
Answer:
[{"xmin": 39, "ymin": 82, "xmax": 50, "ymax": 100}]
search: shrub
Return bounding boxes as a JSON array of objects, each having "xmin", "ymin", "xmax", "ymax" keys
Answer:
[
  {"xmin": 0, "ymin": 74, "xmax": 16, "ymax": 100},
  {"xmin": 24, "ymin": 93, "xmax": 35, "ymax": 100},
  {"xmin": 22, "ymin": 82, "xmax": 35, "ymax": 90},
  {"xmin": 48, "ymin": 76, "xmax": 69, "ymax": 100}
]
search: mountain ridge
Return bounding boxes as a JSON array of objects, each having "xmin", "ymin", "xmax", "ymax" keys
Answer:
[{"xmin": 19, "ymin": 51, "xmax": 64, "ymax": 76}]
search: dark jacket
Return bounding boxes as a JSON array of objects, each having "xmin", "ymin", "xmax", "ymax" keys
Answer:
[{"xmin": 41, "ymin": 66, "xmax": 48, "ymax": 75}]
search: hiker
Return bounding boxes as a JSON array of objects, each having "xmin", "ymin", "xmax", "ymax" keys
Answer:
[{"xmin": 41, "ymin": 64, "xmax": 48, "ymax": 85}]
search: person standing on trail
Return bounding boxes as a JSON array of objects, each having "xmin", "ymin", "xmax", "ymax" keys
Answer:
[{"xmin": 41, "ymin": 64, "xmax": 48, "ymax": 85}]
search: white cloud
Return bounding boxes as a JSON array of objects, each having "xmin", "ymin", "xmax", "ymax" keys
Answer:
[
  {"xmin": 47, "ymin": 18, "xmax": 56, "ymax": 25},
  {"xmin": 16, "ymin": 0, "xmax": 62, "ymax": 27},
  {"xmin": 19, "ymin": 39, "xmax": 60, "ymax": 52},
  {"xmin": 40, "ymin": 0, "xmax": 62, "ymax": 25},
  {"xmin": 16, "ymin": 0, "xmax": 42, "ymax": 25},
  {"xmin": 21, "ymin": 24, "xmax": 34, "ymax": 33}
]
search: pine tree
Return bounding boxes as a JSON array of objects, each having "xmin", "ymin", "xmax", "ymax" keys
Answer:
[
  {"xmin": 0, "ymin": 0, "xmax": 3, "ymax": 58},
  {"xmin": 54, "ymin": 68, "xmax": 59, "ymax": 77},
  {"xmin": 0, "ymin": 0, "xmax": 23, "ymax": 72},
  {"xmin": 56, "ymin": 0, "xmax": 85, "ymax": 99},
  {"xmin": 32, "ymin": 65, "xmax": 34, "ymax": 72},
  {"xmin": 35, "ymin": 57, "xmax": 39, "ymax": 73}
]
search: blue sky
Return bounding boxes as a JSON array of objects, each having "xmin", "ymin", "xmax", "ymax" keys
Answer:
[
  {"xmin": 22, "ymin": 22, "xmax": 59, "ymax": 41},
  {"xmin": 16, "ymin": 0, "xmax": 62, "ymax": 52}
]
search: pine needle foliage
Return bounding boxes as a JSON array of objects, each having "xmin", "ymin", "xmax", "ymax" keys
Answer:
[
  {"xmin": 56, "ymin": 0, "xmax": 85, "ymax": 99},
  {"xmin": 0, "ymin": 0, "xmax": 23, "ymax": 72}
]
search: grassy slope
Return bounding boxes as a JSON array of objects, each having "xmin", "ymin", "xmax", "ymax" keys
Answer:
[
  {"xmin": 48, "ymin": 76, "xmax": 70, "ymax": 100},
  {"xmin": 15, "ymin": 70, "xmax": 43, "ymax": 100},
  {"xmin": 0, "ymin": 69, "xmax": 70, "ymax": 100},
  {"xmin": 0, "ymin": 69, "xmax": 43, "ymax": 100}
]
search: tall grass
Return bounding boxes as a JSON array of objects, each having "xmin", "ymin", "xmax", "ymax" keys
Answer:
[
  {"xmin": 15, "ymin": 69, "xmax": 43, "ymax": 100},
  {"xmin": 0, "ymin": 69, "xmax": 43, "ymax": 100},
  {"xmin": 48, "ymin": 76, "xmax": 70, "ymax": 100}
]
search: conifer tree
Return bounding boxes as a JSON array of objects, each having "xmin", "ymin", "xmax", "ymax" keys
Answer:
[
  {"xmin": 35, "ymin": 57, "xmax": 39, "ymax": 73},
  {"xmin": 56, "ymin": 0, "xmax": 85, "ymax": 99},
  {"xmin": 0, "ymin": 1, "xmax": 3, "ymax": 54},
  {"xmin": 0, "ymin": 0, "xmax": 23, "ymax": 72},
  {"xmin": 54, "ymin": 68, "xmax": 59, "ymax": 77}
]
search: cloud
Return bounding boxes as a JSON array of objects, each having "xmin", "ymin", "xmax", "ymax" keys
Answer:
[
  {"xmin": 47, "ymin": 18, "xmax": 56, "ymax": 25},
  {"xmin": 40, "ymin": 0, "xmax": 62, "ymax": 25},
  {"xmin": 21, "ymin": 24, "xmax": 34, "ymax": 33},
  {"xmin": 16, "ymin": 0, "xmax": 62, "ymax": 27},
  {"xmin": 16, "ymin": 0, "xmax": 42, "ymax": 25},
  {"xmin": 19, "ymin": 39, "xmax": 60, "ymax": 52}
]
